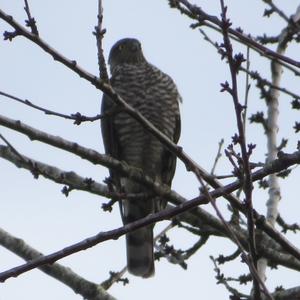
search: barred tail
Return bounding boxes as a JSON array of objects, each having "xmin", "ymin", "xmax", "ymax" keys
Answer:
[
  {"xmin": 126, "ymin": 225, "xmax": 154, "ymax": 278},
  {"xmin": 121, "ymin": 178, "xmax": 155, "ymax": 277}
]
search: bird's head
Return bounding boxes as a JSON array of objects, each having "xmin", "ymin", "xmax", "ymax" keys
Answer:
[{"xmin": 108, "ymin": 38, "xmax": 145, "ymax": 72}]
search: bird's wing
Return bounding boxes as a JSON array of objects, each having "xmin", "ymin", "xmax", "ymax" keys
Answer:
[
  {"xmin": 101, "ymin": 93, "xmax": 122, "ymax": 188},
  {"xmin": 160, "ymin": 103, "xmax": 181, "ymax": 214}
]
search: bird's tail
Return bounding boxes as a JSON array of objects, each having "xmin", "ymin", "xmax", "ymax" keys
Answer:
[
  {"xmin": 120, "ymin": 178, "xmax": 155, "ymax": 278},
  {"xmin": 126, "ymin": 225, "xmax": 154, "ymax": 278}
]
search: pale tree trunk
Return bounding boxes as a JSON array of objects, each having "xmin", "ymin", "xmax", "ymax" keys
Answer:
[{"xmin": 257, "ymin": 5, "xmax": 300, "ymax": 285}]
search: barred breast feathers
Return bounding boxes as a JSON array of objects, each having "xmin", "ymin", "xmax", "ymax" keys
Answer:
[{"xmin": 111, "ymin": 62, "xmax": 181, "ymax": 125}]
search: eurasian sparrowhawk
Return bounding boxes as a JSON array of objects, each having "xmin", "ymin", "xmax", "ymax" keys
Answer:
[{"xmin": 101, "ymin": 38, "xmax": 181, "ymax": 278}]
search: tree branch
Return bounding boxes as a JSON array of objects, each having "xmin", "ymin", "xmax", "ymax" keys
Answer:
[
  {"xmin": 272, "ymin": 286, "xmax": 300, "ymax": 300},
  {"xmin": 170, "ymin": 0, "xmax": 300, "ymax": 68},
  {"xmin": 219, "ymin": 2, "xmax": 261, "ymax": 297},
  {"xmin": 94, "ymin": 0, "xmax": 109, "ymax": 81},
  {"xmin": 0, "ymin": 90, "xmax": 103, "ymax": 124},
  {"xmin": 198, "ymin": 29, "xmax": 300, "ymax": 101},
  {"xmin": 257, "ymin": 5, "xmax": 300, "ymax": 284},
  {"xmin": 1, "ymin": 114, "xmax": 300, "ymax": 266},
  {"xmin": 0, "ymin": 227, "xmax": 116, "ymax": 300},
  {"xmin": 1, "ymin": 147, "xmax": 300, "ymax": 281},
  {"xmin": 0, "ymin": 144, "xmax": 112, "ymax": 198},
  {"xmin": 23, "ymin": 0, "xmax": 39, "ymax": 35}
]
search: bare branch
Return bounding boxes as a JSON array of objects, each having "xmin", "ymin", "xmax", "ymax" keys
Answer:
[
  {"xmin": 1, "ymin": 114, "xmax": 300, "ymax": 264},
  {"xmin": 0, "ymin": 90, "xmax": 104, "ymax": 124},
  {"xmin": 170, "ymin": 0, "xmax": 300, "ymax": 68},
  {"xmin": 210, "ymin": 256, "xmax": 250, "ymax": 299},
  {"xmin": 272, "ymin": 286, "xmax": 300, "ymax": 300},
  {"xmin": 23, "ymin": 0, "xmax": 39, "ymax": 35},
  {"xmin": 262, "ymin": 0, "xmax": 290, "ymax": 23},
  {"xmin": 94, "ymin": 0, "xmax": 109, "ymax": 81},
  {"xmin": 0, "ymin": 114, "xmax": 188, "ymax": 206},
  {"xmin": 210, "ymin": 139, "xmax": 224, "ymax": 176},
  {"xmin": 242, "ymin": 46, "xmax": 251, "ymax": 132},
  {"xmin": 100, "ymin": 270, "xmax": 128, "ymax": 290},
  {"xmin": 0, "ymin": 228, "xmax": 116, "ymax": 300},
  {"xmin": 218, "ymin": 2, "xmax": 262, "ymax": 297},
  {"xmin": 0, "ymin": 144, "xmax": 111, "ymax": 198},
  {"xmin": 277, "ymin": 214, "xmax": 300, "ymax": 233},
  {"xmin": 1, "ymin": 145, "xmax": 300, "ymax": 281},
  {"xmin": 198, "ymin": 29, "xmax": 300, "ymax": 104},
  {"xmin": 101, "ymin": 222, "xmax": 176, "ymax": 289}
]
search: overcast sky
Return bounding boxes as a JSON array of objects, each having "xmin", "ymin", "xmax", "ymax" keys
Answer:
[{"xmin": 1, "ymin": 1, "xmax": 300, "ymax": 299}]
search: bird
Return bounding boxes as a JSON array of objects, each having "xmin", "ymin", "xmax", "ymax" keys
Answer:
[{"xmin": 101, "ymin": 38, "xmax": 181, "ymax": 278}]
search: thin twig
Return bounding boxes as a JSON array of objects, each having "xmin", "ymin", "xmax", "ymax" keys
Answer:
[
  {"xmin": 182, "ymin": 235, "xmax": 209, "ymax": 260},
  {"xmin": 217, "ymin": 248, "xmax": 241, "ymax": 264},
  {"xmin": 0, "ymin": 144, "xmax": 114, "ymax": 198},
  {"xmin": 199, "ymin": 29, "xmax": 300, "ymax": 102},
  {"xmin": 219, "ymin": 1, "xmax": 261, "ymax": 297},
  {"xmin": 0, "ymin": 90, "xmax": 105, "ymax": 124},
  {"xmin": 101, "ymin": 222, "xmax": 176, "ymax": 289},
  {"xmin": 0, "ymin": 134, "xmax": 29, "ymax": 164},
  {"xmin": 210, "ymin": 139, "xmax": 224, "ymax": 175},
  {"xmin": 199, "ymin": 20, "xmax": 300, "ymax": 77},
  {"xmin": 171, "ymin": 0, "xmax": 300, "ymax": 68},
  {"xmin": 94, "ymin": 0, "xmax": 109, "ymax": 81},
  {"xmin": 277, "ymin": 214, "xmax": 300, "ymax": 233},
  {"xmin": 197, "ymin": 170, "xmax": 272, "ymax": 299},
  {"xmin": 100, "ymin": 269, "xmax": 128, "ymax": 290},
  {"xmin": 262, "ymin": 0, "xmax": 290, "ymax": 23},
  {"xmin": 23, "ymin": 0, "xmax": 39, "ymax": 35},
  {"xmin": 210, "ymin": 256, "xmax": 251, "ymax": 299},
  {"xmin": 242, "ymin": 46, "xmax": 251, "ymax": 132}
]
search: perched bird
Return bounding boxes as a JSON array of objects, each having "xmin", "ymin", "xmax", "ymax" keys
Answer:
[{"xmin": 101, "ymin": 38, "xmax": 181, "ymax": 278}]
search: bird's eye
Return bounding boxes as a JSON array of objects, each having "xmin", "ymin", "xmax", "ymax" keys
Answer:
[{"xmin": 118, "ymin": 44, "xmax": 123, "ymax": 51}]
